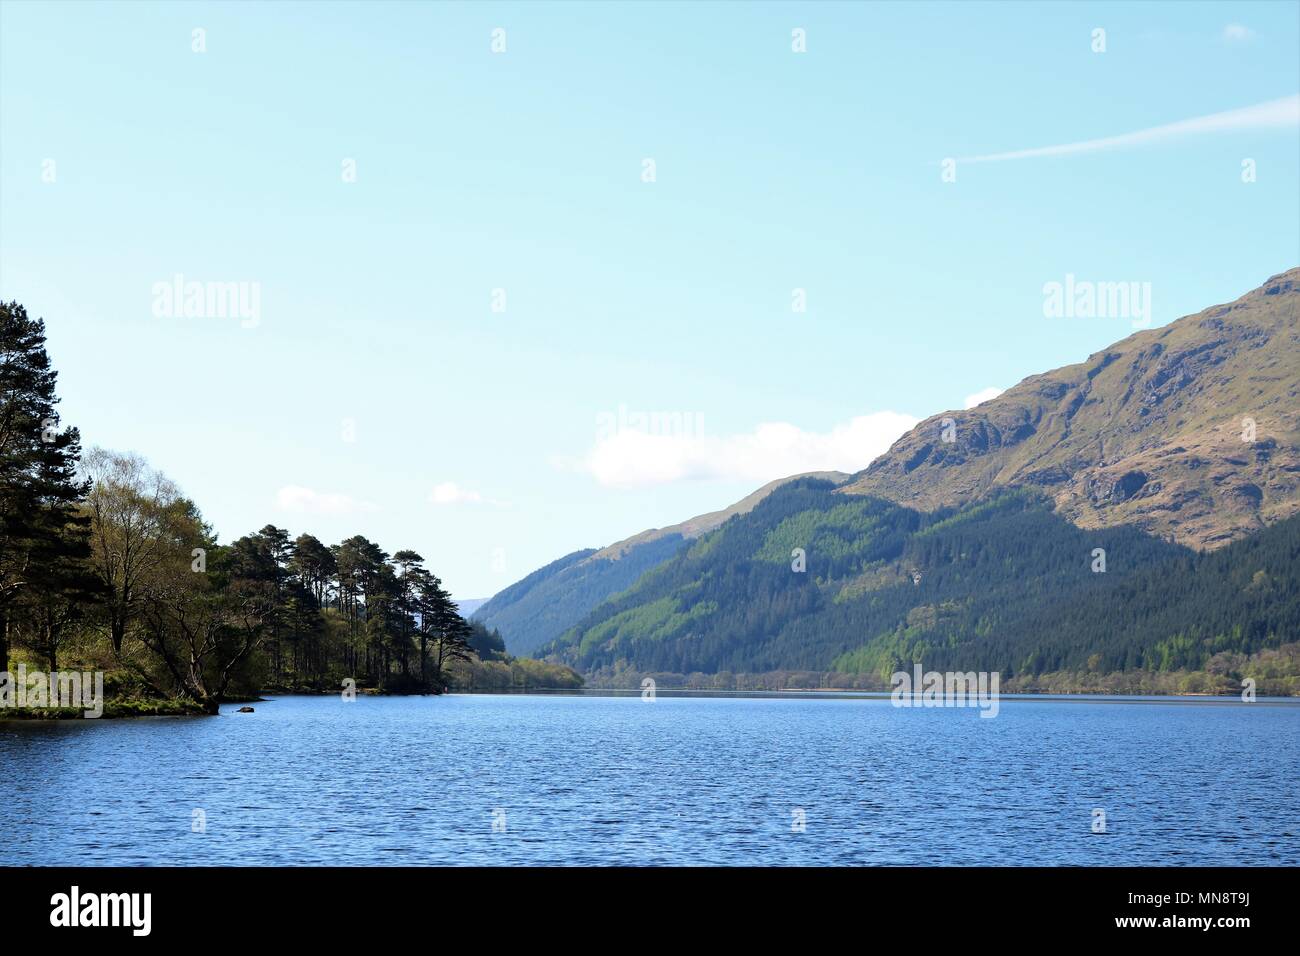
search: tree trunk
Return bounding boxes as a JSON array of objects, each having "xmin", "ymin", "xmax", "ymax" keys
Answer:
[{"xmin": 110, "ymin": 612, "xmax": 126, "ymax": 654}]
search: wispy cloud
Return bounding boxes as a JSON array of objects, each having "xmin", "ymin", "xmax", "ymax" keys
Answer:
[
  {"xmin": 952, "ymin": 94, "xmax": 1298, "ymax": 165},
  {"xmin": 429, "ymin": 481, "xmax": 508, "ymax": 507},
  {"xmin": 562, "ymin": 412, "xmax": 918, "ymax": 489},
  {"xmin": 276, "ymin": 485, "xmax": 378, "ymax": 515},
  {"xmin": 964, "ymin": 387, "xmax": 1005, "ymax": 409},
  {"xmin": 1223, "ymin": 24, "xmax": 1255, "ymax": 43}
]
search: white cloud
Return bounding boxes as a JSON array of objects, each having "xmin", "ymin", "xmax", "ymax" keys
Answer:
[
  {"xmin": 570, "ymin": 411, "xmax": 918, "ymax": 489},
  {"xmin": 276, "ymin": 485, "xmax": 378, "ymax": 515},
  {"xmin": 964, "ymin": 386, "xmax": 1005, "ymax": 409},
  {"xmin": 429, "ymin": 481, "xmax": 507, "ymax": 507},
  {"xmin": 952, "ymin": 94, "xmax": 1298, "ymax": 164},
  {"xmin": 1223, "ymin": 24, "xmax": 1255, "ymax": 43}
]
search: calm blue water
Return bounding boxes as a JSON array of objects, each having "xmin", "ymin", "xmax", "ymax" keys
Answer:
[{"xmin": 3, "ymin": 693, "xmax": 1297, "ymax": 865}]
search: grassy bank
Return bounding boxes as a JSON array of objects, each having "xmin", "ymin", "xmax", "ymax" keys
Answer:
[{"xmin": 0, "ymin": 696, "xmax": 211, "ymax": 720}]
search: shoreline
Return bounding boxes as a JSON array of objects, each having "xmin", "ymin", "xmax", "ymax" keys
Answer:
[
  {"xmin": 6, "ymin": 686, "xmax": 1295, "ymax": 721},
  {"xmin": 0, "ymin": 698, "xmax": 211, "ymax": 720}
]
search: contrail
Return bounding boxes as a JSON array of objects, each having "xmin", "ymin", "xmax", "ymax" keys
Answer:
[{"xmin": 953, "ymin": 93, "xmax": 1299, "ymax": 164}]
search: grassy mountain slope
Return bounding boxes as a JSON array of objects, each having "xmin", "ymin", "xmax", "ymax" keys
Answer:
[
  {"xmin": 475, "ymin": 471, "xmax": 848, "ymax": 655},
  {"xmin": 591, "ymin": 471, "xmax": 848, "ymax": 559},
  {"xmin": 476, "ymin": 536, "xmax": 688, "ymax": 657},
  {"xmin": 840, "ymin": 268, "xmax": 1300, "ymax": 549}
]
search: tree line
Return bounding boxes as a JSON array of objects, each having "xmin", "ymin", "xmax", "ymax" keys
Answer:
[{"xmin": 1, "ymin": 300, "xmax": 522, "ymax": 713}]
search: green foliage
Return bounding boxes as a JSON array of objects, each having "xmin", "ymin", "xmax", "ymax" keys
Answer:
[
  {"xmin": 446, "ymin": 655, "xmax": 584, "ymax": 691},
  {"xmin": 466, "ymin": 619, "xmax": 507, "ymax": 661}
]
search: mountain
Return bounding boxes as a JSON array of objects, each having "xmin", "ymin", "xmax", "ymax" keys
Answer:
[
  {"xmin": 540, "ymin": 270, "xmax": 1300, "ymax": 682},
  {"xmin": 474, "ymin": 471, "xmax": 848, "ymax": 655},
  {"xmin": 840, "ymin": 268, "xmax": 1300, "ymax": 549},
  {"xmin": 542, "ymin": 481, "xmax": 1300, "ymax": 680},
  {"xmin": 452, "ymin": 597, "xmax": 489, "ymax": 618}
]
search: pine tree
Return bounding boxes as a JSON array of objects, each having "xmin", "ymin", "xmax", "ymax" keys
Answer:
[{"xmin": 0, "ymin": 302, "xmax": 92, "ymax": 674}]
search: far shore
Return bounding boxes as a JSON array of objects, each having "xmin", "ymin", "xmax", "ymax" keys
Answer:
[{"xmin": 453, "ymin": 687, "xmax": 1298, "ymax": 704}]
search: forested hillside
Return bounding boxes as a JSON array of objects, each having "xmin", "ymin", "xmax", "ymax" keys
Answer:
[
  {"xmin": 474, "ymin": 471, "xmax": 848, "ymax": 654},
  {"xmin": 541, "ymin": 479, "xmax": 1300, "ymax": 683}
]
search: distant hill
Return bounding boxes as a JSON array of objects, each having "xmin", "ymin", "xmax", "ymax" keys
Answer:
[
  {"xmin": 473, "ymin": 471, "xmax": 848, "ymax": 655},
  {"xmin": 841, "ymin": 268, "xmax": 1300, "ymax": 549}
]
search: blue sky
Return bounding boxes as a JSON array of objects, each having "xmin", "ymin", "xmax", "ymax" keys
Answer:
[{"xmin": 2, "ymin": 0, "xmax": 1297, "ymax": 598}]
